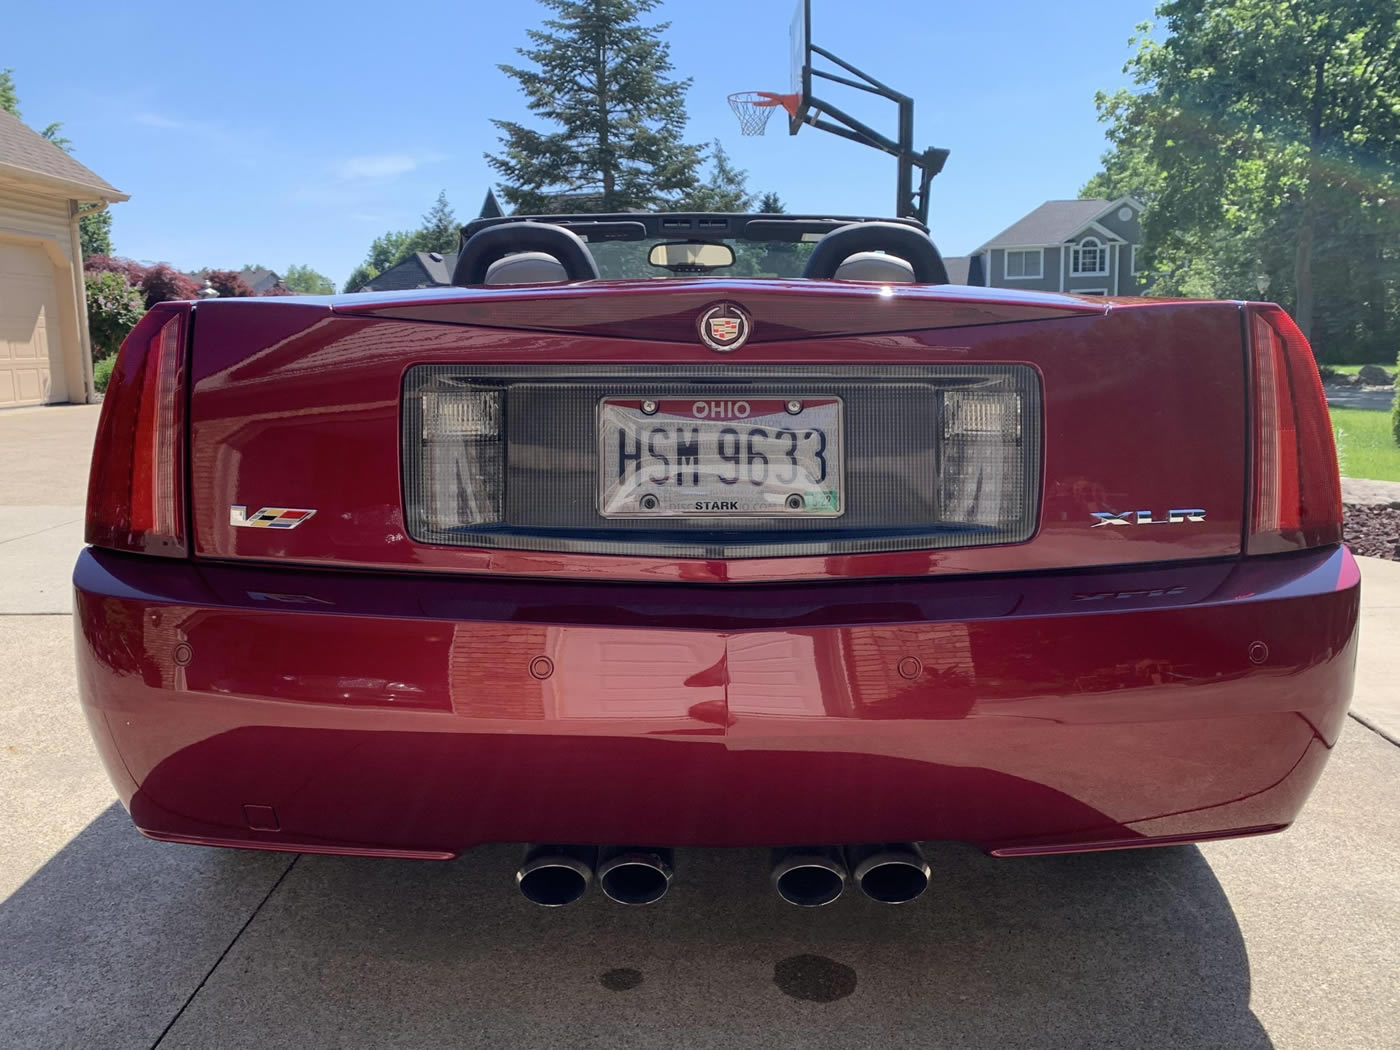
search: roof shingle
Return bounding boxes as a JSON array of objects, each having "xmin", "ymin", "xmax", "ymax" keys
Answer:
[
  {"xmin": 0, "ymin": 110, "xmax": 127, "ymax": 201},
  {"xmin": 976, "ymin": 199, "xmax": 1111, "ymax": 251}
]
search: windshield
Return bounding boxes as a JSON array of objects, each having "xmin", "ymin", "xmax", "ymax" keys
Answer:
[{"xmin": 584, "ymin": 239, "xmax": 816, "ymax": 279}]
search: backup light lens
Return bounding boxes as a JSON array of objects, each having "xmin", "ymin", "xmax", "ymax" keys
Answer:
[
  {"xmin": 1246, "ymin": 305, "xmax": 1342, "ymax": 554},
  {"xmin": 940, "ymin": 390, "xmax": 1025, "ymax": 527},
  {"xmin": 412, "ymin": 385, "xmax": 504, "ymax": 529}
]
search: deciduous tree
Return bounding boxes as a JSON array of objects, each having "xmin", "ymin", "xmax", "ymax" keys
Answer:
[
  {"xmin": 1089, "ymin": 0, "xmax": 1400, "ymax": 355},
  {"xmin": 282, "ymin": 264, "xmax": 335, "ymax": 295}
]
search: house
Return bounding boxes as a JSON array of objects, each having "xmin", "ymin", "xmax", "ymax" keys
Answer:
[
  {"xmin": 238, "ymin": 267, "xmax": 288, "ymax": 295},
  {"xmin": 952, "ymin": 197, "xmax": 1146, "ymax": 295},
  {"xmin": 359, "ymin": 251, "xmax": 458, "ymax": 292},
  {"xmin": 0, "ymin": 110, "xmax": 127, "ymax": 407}
]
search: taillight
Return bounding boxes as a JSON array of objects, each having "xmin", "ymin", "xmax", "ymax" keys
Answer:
[
  {"xmin": 1246, "ymin": 303, "xmax": 1342, "ymax": 554},
  {"xmin": 86, "ymin": 305, "xmax": 188, "ymax": 556}
]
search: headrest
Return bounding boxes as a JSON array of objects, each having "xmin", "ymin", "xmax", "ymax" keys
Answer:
[
  {"xmin": 833, "ymin": 252, "xmax": 917, "ymax": 283},
  {"xmin": 484, "ymin": 252, "xmax": 570, "ymax": 286}
]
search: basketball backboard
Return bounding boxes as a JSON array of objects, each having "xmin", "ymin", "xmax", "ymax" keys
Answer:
[{"xmin": 788, "ymin": 0, "xmax": 811, "ymax": 134}]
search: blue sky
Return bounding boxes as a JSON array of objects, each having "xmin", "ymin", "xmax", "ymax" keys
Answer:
[{"xmin": 7, "ymin": 0, "xmax": 1156, "ymax": 289}]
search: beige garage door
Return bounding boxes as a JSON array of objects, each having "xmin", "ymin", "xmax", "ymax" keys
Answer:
[{"xmin": 0, "ymin": 241, "xmax": 67, "ymax": 407}]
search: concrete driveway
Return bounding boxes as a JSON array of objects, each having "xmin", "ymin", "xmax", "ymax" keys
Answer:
[{"xmin": 3, "ymin": 403, "xmax": 1398, "ymax": 1050}]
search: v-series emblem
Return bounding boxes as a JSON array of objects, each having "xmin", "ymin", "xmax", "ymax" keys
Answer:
[{"xmin": 1091, "ymin": 508, "xmax": 1207, "ymax": 527}]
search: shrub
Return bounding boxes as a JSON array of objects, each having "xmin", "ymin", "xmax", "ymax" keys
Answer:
[
  {"xmin": 84, "ymin": 254, "xmax": 148, "ymax": 285},
  {"xmin": 85, "ymin": 271, "xmax": 145, "ymax": 362},
  {"xmin": 204, "ymin": 269, "xmax": 254, "ymax": 298},
  {"xmin": 1392, "ymin": 348, "xmax": 1400, "ymax": 449},
  {"xmin": 140, "ymin": 263, "xmax": 200, "ymax": 307},
  {"xmin": 93, "ymin": 354, "xmax": 117, "ymax": 394}
]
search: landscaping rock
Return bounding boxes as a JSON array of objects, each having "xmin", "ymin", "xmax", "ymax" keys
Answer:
[
  {"xmin": 1356, "ymin": 364, "xmax": 1394, "ymax": 386},
  {"xmin": 1344, "ymin": 502, "xmax": 1400, "ymax": 561}
]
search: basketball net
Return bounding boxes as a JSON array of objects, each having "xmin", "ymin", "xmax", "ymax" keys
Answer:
[{"xmin": 727, "ymin": 92, "xmax": 801, "ymax": 136}]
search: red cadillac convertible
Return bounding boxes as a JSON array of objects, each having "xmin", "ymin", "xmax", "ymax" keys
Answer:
[{"xmin": 75, "ymin": 213, "xmax": 1359, "ymax": 907}]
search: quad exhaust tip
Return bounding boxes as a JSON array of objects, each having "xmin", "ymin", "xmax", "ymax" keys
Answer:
[
  {"xmin": 597, "ymin": 846, "xmax": 674, "ymax": 906},
  {"xmin": 516, "ymin": 845, "xmax": 596, "ymax": 907},
  {"xmin": 771, "ymin": 846, "xmax": 848, "ymax": 907},
  {"xmin": 847, "ymin": 843, "xmax": 931, "ymax": 904}
]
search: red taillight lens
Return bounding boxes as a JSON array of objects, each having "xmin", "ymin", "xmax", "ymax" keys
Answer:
[
  {"xmin": 86, "ymin": 305, "xmax": 188, "ymax": 556},
  {"xmin": 1246, "ymin": 304, "xmax": 1342, "ymax": 554}
]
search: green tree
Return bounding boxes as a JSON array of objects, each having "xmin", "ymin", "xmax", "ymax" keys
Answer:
[
  {"xmin": 282, "ymin": 264, "xmax": 335, "ymax": 295},
  {"xmin": 367, "ymin": 229, "xmax": 414, "ymax": 271},
  {"xmin": 487, "ymin": 0, "xmax": 702, "ymax": 212},
  {"xmin": 0, "ymin": 68, "xmax": 18, "ymax": 116},
  {"xmin": 1091, "ymin": 0, "xmax": 1400, "ymax": 349},
  {"xmin": 410, "ymin": 190, "xmax": 459, "ymax": 254},
  {"xmin": 343, "ymin": 263, "xmax": 378, "ymax": 293},
  {"xmin": 679, "ymin": 140, "xmax": 754, "ymax": 212},
  {"xmin": 79, "ymin": 208, "xmax": 113, "ymax": 257},
  {"xmin": 757, "ymin": 191, "xmax": 785, "ymax": 214}
]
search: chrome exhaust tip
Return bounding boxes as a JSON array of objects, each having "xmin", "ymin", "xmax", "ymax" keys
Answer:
[
  {"xmin": 597, "ymin": 846, "xmax": 674, "ymax": 906},
  {"xmin": 516, "ymin": 845, "xmax": 596, "ymax": 907},
  {"xmin": 771, "ymin": 846, "xmax": 848, "ymax": 907},
  {"xmin": 847, "ymin": 843, "xmax": 931, "ymax": 904}
]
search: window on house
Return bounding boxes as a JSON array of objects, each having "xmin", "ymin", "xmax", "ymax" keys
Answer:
[
  {"xmin": 1130, "ymin": 244, "xmax": 1141, "ymax": 275},
  {"xmin": 1004, "ymin": 249, "xmax": 1043, "ymax": 280},
  {"xmin": 1071, "ymin": 237, "xmax": 1108, "ymax": 275}
]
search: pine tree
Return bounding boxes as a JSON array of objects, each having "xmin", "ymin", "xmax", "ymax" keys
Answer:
[
  {"xmin": 411, "ymin": 190, "xmax": 459, "ymax": 253},
  {"xmin": 680, "ymin": 141, "xmax": 754, "ymax": 212},
  {"xmin": 0, "ymin": 69, "xmax": 19, "ymax": 117},
  {"xmin": 487, "ymin": 0, "xmax": 702, "ymax": 213},
  {"xmin": 757, "ymin": 191, "xmax": 785, "ymax": 214}
]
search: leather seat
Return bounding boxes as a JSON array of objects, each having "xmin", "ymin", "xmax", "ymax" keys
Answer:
[
  {"xmin": 484, "ymin": 252, "xmax": 571, "ymax": 285},
  {"xmin": 832, "ymin": 251, "xmax": 916, "ymax": 283}
]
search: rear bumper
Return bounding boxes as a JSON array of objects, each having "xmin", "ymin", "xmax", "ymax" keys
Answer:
[{"xmin": 74, "ymin": 546, "xmax": 1360, "ymax": 858}]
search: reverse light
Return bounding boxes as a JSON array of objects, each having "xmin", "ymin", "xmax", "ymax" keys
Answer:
[
  {"xmin": 411, "ymin": 382, "xmax": 505, "ymax": 529},
  {"xmin": 939, "ymin": 389, "xmax": 1025, "ymax": 527},
  {"xmin": 86, "ymin": 305, "xmax": 188, "ymax": 556},
  {"xmin": 1246, "ymin": 304, "xmax": 1342, "ymax": 554}
]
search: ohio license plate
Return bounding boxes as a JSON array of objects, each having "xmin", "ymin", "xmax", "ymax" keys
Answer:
[{"xmin": 599, "ymin": 397, "xmax": 843, "ymax": 518}]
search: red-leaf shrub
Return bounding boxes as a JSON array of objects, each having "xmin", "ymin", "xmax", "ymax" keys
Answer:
[
  {"xmin": 84, "ymin": 254, "xmax": 148, "ymax": 285},
  {"xmin": 259, "ymin": 282, "xmax": 294, "ymax": 296},
  {"xmin": 204, "ymin": 269, "xmax": 254, "ymax": 298},
  {"xmin": 140, "ymin": 264, "xmax": 200, "ymax": 307}
]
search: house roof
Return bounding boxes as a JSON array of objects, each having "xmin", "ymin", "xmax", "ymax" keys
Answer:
[
  {"xmin": 942, "ymin": 256, "xmax": 972, "ymax": 285},
  {"xmin": 239, "ymin": 267, "xmax": 282, "ymax": 294},
  {"xmin": 977, "ymin": 199, "xmax": 1118, "ymax": 251},
  {"xmin": 0, "ymin": 110, "xmax": 128, "ymax": 202},
  {"xmin": 359, "ymin": 252, "xmax": 458, "ymax": 293}
]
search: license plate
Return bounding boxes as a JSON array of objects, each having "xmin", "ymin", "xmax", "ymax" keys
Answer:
[{"xmin": 599, "ymin": 397, "xmax": 843, "ymax": 518}]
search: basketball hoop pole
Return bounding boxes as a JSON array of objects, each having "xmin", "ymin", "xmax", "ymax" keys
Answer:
[
  {"xmin": 750, "ymin": 0, "xmax": 948, "ymax": 226},
  {"xmin": 798, "ymin": 42, "xmax": 949, "ymax": 225}
]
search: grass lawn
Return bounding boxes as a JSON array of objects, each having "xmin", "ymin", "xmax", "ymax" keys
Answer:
[
  {"xmin": 1331, "ymin": 406, "xmax": 1400, "ymax": 482},
  {"xmin": 1326, "ymin": 362, "xmax": 1395, "ymax": 376}
]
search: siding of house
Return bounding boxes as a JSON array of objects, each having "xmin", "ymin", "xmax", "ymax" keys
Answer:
[{"xmin": 0, "ymin": 178, "xmax": 86, "ymax": 405}]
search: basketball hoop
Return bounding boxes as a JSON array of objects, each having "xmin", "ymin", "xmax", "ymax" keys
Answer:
[{"xmin": 728, "ymin": 92, "xmax": 801, "ymax": 136}]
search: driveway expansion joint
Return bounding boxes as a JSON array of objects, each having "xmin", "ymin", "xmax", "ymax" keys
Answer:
[{"xmin": 149, "ymin": 854, "xmax": 301, "ymax": 1050}]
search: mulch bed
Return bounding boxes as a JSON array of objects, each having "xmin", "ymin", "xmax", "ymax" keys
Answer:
[{"xmin": 1344, "ymin": 502, "xmax": 1400, "ymax": 561}]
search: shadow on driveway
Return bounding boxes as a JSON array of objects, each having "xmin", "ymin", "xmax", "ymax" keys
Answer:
[{"xmin": 2, "ymin": 810, "xmax": 1272, "ymax": 1049}]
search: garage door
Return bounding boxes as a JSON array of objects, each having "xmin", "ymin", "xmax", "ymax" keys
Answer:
[{"xmin": 0, "ymin": 242, "xmax": 66, "ymax": 407}]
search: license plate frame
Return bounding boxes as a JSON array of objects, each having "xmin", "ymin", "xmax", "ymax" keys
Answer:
[{"xmin": 597, "ymin": 395, "xmax": 844, "ymax": 520}]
